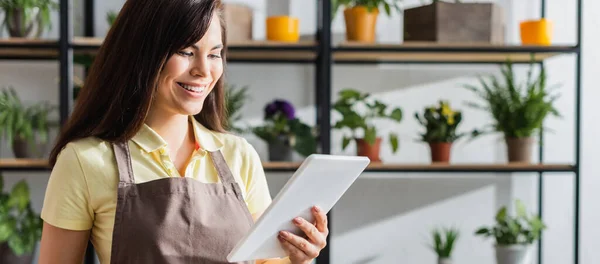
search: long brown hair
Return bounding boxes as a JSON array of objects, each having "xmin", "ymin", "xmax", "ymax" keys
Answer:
[{"xmin": 49, "ymin": 0, "xmax": 228, "ymax": 166}]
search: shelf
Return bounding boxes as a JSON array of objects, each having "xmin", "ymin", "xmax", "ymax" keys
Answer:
[
  {"xmin": 262, "ymin": 161, "xmax": 575, "ymax": 173},
  {"xmin": 0, "ymin": 37, "xmax": 317, "ymax": 63},
  {"xmin": 333, "ymin": 41, "xmax": 579, "ymax": 64},
  {"xmin": 0, "ymin": 38, "xmax": 579, "ymax": 64},
  {"xmin": 0, "ymin": 159, "xmax": 575, "ymax": 174}
]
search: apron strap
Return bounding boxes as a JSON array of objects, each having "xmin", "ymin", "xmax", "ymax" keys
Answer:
[
  {"xmin": 113, "ymin": 141, "xmax": 135, "ymax": 184},
  {"xmin": 208, "ymin": 150, "xmax": 235, "ymax": 184}
]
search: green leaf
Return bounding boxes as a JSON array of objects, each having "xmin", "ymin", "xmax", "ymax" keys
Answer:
[
  {"xmin": 0, "ymin": 218, "xmax": 16, "ymax": 242},
  {"xmin": 342, "ymin": 136, "xmax": 351, "ymax": 151},
  {"xmin": 495, "ymin": 207, "xmax": 507, "ymax": 222},
  {"xmin": 364, "ymin": 126, "xmax": 377, "ymax": 145},
  {"xmin": 475, "ymin": 227, "xmax": 489, "ymax": 235},
  {"xmin": 389, "ymin": 108, "xmax": 403, "ymax": 122},
  {"xmin": 9, "ymin": 181, "xmax": 30, "ymax": 212},
  {"xmin": 390, "ymin": 133, "xmax": 399, "ymax": 153},
  {"xmin": 515, "ymin": 199, "xmax": 527, "ymax": 218}
]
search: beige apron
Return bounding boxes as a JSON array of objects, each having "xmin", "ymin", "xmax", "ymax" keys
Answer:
[{"xmin": 108, "ymin": 141, "xmax": 254, "ymax": 264}]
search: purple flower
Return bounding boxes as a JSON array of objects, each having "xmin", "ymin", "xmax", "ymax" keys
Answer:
[{"xmin": 264, "ymin": 99, "xmax": 295, "ymax": 120}]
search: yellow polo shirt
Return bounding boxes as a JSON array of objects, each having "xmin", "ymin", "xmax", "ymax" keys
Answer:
[{"xmin": 41, "ymin": 116, "xmax": 272, "ymax": 264}]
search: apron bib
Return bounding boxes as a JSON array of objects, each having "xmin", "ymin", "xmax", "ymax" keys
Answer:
[{"xmin": 109, "ymin": 141, "xmax": 254, "ymax": 264}]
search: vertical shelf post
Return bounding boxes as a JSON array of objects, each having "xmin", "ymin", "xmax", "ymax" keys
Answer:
[
  {"xmin": 315, "ymin": 0, "xmax": 332, "ymax": 263},
  {"xmin": 59, "ymin": 0, "xmax": 73, "ymax": 126}
]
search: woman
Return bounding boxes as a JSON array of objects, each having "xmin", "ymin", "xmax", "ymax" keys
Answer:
[{"xmin": 38, "ymin": 0, "xmax": 328, "ymax": 263}]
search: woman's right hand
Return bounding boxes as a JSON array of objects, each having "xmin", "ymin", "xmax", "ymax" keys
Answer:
[{"xmin": 38, "ymin": 222, "xmax": 91, "ymax": 264}]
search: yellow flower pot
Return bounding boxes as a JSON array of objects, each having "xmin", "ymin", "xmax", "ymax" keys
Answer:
[
  {"xmin": 266, "ymin": 16, "xmax": 299, "ymax": 42},
  {"xmin": 344, "ymin": 6, "xmax": 379, "ymax": 43},
  {"xmin": 520, "ymin": 19, "xmax": 553, "ymax": 45}
]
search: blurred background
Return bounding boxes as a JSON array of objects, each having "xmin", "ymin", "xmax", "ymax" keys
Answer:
[{"xmin": 0, "ymin": 0, "xmax": 598, "ymax": 263}]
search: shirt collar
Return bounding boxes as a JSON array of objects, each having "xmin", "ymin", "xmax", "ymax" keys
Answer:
[{"xmin": 131, "ymin": 116, "xmax": 224, "ymax": 153}]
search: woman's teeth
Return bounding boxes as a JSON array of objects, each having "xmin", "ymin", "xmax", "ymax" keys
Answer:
[{"xmin": 179, "ymin": 83, "xmax": 205, "ymax": 93}]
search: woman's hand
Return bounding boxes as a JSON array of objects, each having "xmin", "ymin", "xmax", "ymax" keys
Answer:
[{"xmin": 278, "ymin": 205, "xmax": 329, "ymax": 264}]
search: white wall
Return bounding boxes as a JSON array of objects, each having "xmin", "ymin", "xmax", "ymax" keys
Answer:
[{"xmin": 0, "ymin": 0, "xmax": 598, "ymax": 263}]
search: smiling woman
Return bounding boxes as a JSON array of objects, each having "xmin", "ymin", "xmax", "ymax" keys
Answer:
[{"xmin": 37, "ymin": 0, "xmax": 328, "ymax": 264}]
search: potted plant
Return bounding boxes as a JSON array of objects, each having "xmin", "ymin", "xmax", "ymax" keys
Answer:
[
  {"xmin": 403, "ymin": 0, "xmax": 504, "ymax": 44},
  {"xmin": 415, "ymin": 101, "xmax": 466, "ymax": 163},
  {"xmin": 252, "ymin": 99, "xmax": 317, "ymax": 161},
  {"xmin": 464, "ymin": 59, "xmax": 560, "ymax": 163},
  {"xmin": 225, "ymin": 83, "xmax": 250, "ymax": 134},
  {"xmin": 0, "ymin": 174, "xmax": 43, "ymax": 264},
  {"xmin": 333, "ymin": 88, "xmax": 402, "ymax": 162},
  {"xmin": 475, "ymin": 199, "xmax": 546, "ymax": 264},
  {"xmin": 0, "ymin": 86, "xmax": 56, "ymax": 158},
  {"xmin": 332, "ymin": 0, "xmax": 402, "ymax": 43},
  {"xmin": 0, "ymin": 0, "xmax": 58, "ymax": 38},
  {"xmin": 429, "ymin": 226, "xmax": 459, "ymax": 264}
]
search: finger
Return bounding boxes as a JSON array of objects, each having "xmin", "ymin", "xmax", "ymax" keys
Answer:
[
  {"xmin": 279, "ymin": 231, "xmax": 319, "ymax": 259},
  {"xmin": 293, "ymin": 217, "xmax": 325, "ymax": 248},
  {"xmin": 278, "ymin": 234, "xmax": 303, "ymax": 258},
  {"xmin": 312, "ymin": 206, "xmax": 328, "ymax": 234}
]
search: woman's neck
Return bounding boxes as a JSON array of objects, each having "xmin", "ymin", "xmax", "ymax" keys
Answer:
[{"xmin": 145, "ymin": 110, "xmax": 194, "ymax": 152}]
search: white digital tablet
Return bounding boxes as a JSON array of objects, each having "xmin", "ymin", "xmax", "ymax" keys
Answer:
[{"xmin": 227, "ymin": 154, "xmax": 370, "ymax": 262}]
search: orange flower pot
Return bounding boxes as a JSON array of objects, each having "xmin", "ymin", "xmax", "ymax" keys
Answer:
[
  {"xmin": 428, "ymin": 142, "xmax": 452, "ymax": 163},
  {"xmin": 266, "ymin": 16, "xmax": 299, "ymax": 42},
  {"xmin": 520, "ymin": 19, "xmax": 553, "ymax": 45},
  {"xmin": 344, "ymin": 6, "xmax": 379, "ymax": 43},
  {"xmin": 356, "ymin": 137, "xmax": 382, "ymax": 163}
]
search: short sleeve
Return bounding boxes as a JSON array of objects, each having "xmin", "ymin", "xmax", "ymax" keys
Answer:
[
  {"xmin": 41, "ymin": 143, "xmax": 94, "ymax": 230},
  {"xmin": 240, "ymin": 139, "xmax": 272, "ymax": 216}
]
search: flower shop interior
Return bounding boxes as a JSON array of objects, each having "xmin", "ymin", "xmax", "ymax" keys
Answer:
[{"xmin": 0, "ymin": 0, "xmax": 599, "ymax": 264}]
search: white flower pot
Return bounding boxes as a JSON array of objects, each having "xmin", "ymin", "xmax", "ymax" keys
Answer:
[
  {"xmin": 495, "ymin": 245, "xmax": 533, "ymax": 264},
  {"xmin": 438, "ymin": 257, "xmax": 452, "ymax": 264}
]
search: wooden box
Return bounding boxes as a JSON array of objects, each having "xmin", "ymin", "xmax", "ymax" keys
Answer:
[
  {"xmin": 223, "ymin": 3, "xmax": 253, "ymax": 42},
  {"xmin": 403, "ymin": 2, "xmax": 505, "ymax": 44}
]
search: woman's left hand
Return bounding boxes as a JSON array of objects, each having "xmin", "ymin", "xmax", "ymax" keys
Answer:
[{"xmin": 278, "ymin": 205, "xmax": 329, "ymax": 264}]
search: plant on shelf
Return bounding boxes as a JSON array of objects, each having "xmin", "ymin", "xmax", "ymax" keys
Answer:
[
  {"xmin": 475, "ymin": 199, "xmax": 546, "ymax": 264},
  {"xmin": 464, "ymin": 58, "xmax": 560, "ymax": 163},
  {"xmin": 252, "ymin": 99, "xmax": 317, "ymax": 162},
  {"xmin": 0, "ymin": 86, "xmax": 56, "ymax": 159},
  {"xmin": 107, "ymin": 10, "xmax": 117, "ymax": 26},
  {"xmin": 225, "ymin": 83, "xmax": 250, "ymax": 134},
  {"xmin": 331, "ymin": 0, "xmax": 402, "ymax": 43},
  {"xmin": 429, "ymin": 226, "xmax": 459, "ymax": 264},
  {"xmin": 0, "ymin": 0, "xmax": 58, "ymax": 38},
  {"xmin": 333, "ymin": 88, "xmax": 402, "ymax": 162},
  {"xmin": 415, "ymin": 101, "xmax": 466, "ymax": 163},
  {"xmin": 0, "ymin": 174, "xmax": 43, "ymax": 264}
]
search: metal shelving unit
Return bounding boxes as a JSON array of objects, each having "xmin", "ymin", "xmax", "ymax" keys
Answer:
[{"xmin": 0, "ymin": 0, "xmax": 581, "ymax": 263}]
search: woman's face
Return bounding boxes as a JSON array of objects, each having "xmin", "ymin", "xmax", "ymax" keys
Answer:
[{"xmin": 154, "ymin": 12, "xmax": 224, "ymax": 117}]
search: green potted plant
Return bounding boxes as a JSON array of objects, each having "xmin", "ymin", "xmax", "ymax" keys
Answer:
[
  {"xmin": 475, "ymin": 199, "xmax": 546, "ymax": 264},
  {"xmin": 0, "ymin": 174, "xmax": 43, "ymax": 264},
  {"xmin": 464, "ymin": 59, "xmax": 560, "ymax": 163},
  {"xmin": 415, "ymin": 101, "xmax": 466, "ymax": 163},
  {"xmin": 429, "ymin": 226, "xmax": 459, "ymax": 264},
  {"xmin": 252, "ymin": 99, "xmax": 317, "ymax": 162},
  {"xmin": 332, "ymin": 0, "xmax": 402, "ymax": 43},
  {"xmin": 0, "ymin": 86, "xmax": 57, "ymax": 159},
  {"xmin": 333, "ymin": 88, "xmax": 402, "ymax": 162},
  {"xmin": 0, "ymin": 0, "xmax": 58, "ymax": 38},
  {"xmin": 225, "ymin": 83, "xmax": 250, "ymax": 134}
]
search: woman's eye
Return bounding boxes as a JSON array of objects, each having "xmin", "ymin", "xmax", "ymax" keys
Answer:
[
  {"xmin": 209, "ymin": 54, "xmax": 222, "ymax": 59},
  {"xmin": 178, "ymin": 51, "xmax": 193, "ymax": 56}
]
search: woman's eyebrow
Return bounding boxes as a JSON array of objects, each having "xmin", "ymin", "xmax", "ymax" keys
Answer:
[{"xmin": 190, "ymin": 44, "xmax": 223, "ymax": 51}]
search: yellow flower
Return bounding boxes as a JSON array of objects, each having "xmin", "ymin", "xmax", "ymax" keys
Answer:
[{"xmin": 440, "ymin": 102, "xmax": 455, "ymax": 125}]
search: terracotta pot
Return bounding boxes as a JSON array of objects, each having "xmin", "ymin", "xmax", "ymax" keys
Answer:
[
  {"xmin": 343, "ymin": 6, "xmax": 379, "ymax": 43},
  {"xmin": 429, "ymin": 142, "xmax": 452, "ymax": 163},
  {"xmin": 356, "ymin": 137, "xmax": 382, "ymax": 162},
  {"xmin": 0, "ymin": 243, "xmax": 34, "ymax": 264},
  {"xmin": 505, "ymin": 137, "xmax": 534, "ymax": 163}
]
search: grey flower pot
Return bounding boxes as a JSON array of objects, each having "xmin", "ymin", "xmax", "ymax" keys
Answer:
[
  {"xmin": 268, "ymin": 139, "xmax": 293, "ymax": 162},
  {"xmin": 438, "ymin": 257, "xmax": 453, "ymax": 264},
  {"xmin": 495, "ymin": 245, "xmax": 532, "ymax": 264},
  {"xmin": 4, "ymin": 7, "xmax": 43, "ymax": 38}
]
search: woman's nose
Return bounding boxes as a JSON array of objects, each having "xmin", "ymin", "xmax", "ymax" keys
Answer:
[{"xmin": 190, "ymin": 58, "xmax": 210, "ymax": 77}]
